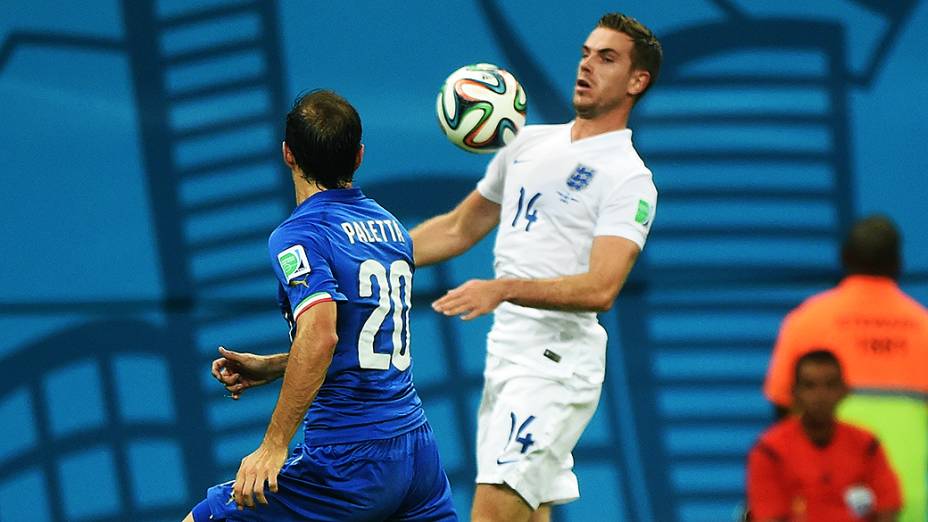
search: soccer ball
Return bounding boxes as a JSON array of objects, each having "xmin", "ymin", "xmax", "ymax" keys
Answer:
[{"xmin": 436, "ymin": 63, "xmax": 527, "ymax": 153}]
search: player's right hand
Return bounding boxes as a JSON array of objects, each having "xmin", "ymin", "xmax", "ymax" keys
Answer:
[{"xmin": 211, "ymin": 347, "xmax": 278, "ymax": 399}]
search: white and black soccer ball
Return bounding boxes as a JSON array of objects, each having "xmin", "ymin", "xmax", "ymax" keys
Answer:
[{"xmin": 436, "ymin": 63, "xmax": 527, "ymax": 154}]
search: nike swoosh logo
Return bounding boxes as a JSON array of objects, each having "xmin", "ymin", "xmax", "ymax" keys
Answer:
[
  {"xmin": 496, "ymin": 458, "xmax": 518, "ymax": 465},
  {"xmin": 512, "ymin": 159, "xmax": 533, "ymax": 165}
]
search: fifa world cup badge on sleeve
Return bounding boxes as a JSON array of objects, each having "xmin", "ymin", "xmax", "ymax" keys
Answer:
[
  {"xmin": 277, "ymin": 244, "xmax": 311, "ymax": 283},
  {"xmin": 635, "ymin": 199, "xmax": 652, "ymax": 227}
]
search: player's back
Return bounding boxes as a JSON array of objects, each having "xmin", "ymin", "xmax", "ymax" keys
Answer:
[
  {"xmin": 779, "ymin": 275, "xmax": 928, "ymax": 394},
  {"xmin": 268, "ymin": 187, "xmax": 425, "ymax": 446}
]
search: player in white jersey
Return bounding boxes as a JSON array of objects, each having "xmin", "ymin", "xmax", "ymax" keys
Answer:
[{"xmin": 410, "ymin": 13, "xmax": 662, "ymax": 522}]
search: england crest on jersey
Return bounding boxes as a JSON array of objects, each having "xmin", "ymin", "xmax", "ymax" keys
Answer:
[{"xmin": 566, "ymin": 164, "xmax": 595, "ymax": 191}]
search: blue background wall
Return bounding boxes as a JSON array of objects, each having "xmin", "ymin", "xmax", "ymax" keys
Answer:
[{"xmin": 1, "ymin": 1, "xmax": 927, "ymax": 521}]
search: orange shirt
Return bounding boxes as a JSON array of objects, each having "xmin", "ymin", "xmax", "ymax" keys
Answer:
[
  {"xmin": 765, "ymin": 276, "xmax": 928, "ymax": 407},
  {"xmin": 747, "ymin": 418, "xmax": 901, "ymax": 521}
]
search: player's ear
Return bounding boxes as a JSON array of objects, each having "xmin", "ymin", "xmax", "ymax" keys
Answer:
[
  {"xmin": 628, "ymin": 70, "xmax": 650, "ymax": 97},
  {"xmin": 355, "ymin": 144, "xmax": 365, "ymax": 171},
  {"xmin": 838, "ymin": 381, "xmax": 849, "ymax": 402},
  {"xmin": 282, "ymin": 141, "xmax": 297, "ymax": 169}
]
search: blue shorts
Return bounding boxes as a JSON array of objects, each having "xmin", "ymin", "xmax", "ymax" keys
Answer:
[{"xmin": 197, "ymin": 422, "xmax": 457, "ymax": 521}]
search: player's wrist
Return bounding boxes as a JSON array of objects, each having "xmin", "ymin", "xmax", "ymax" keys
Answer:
[
  {"xmin": 266, "ymin": 353, "xmax": 289, "ymax": 378},
  {"xmin": 250, "ymin": 353, "xmax": 287, "ymax": 380},
  {"xmin": 260, "ymin": 432, "xmax": 290, "ymax": 451},
  {"xmin": 496, "ymin": 278, "xmax": 518, "ymax": 302}
]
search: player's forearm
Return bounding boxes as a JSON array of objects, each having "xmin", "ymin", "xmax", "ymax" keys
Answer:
[
  {"xmin": 500, "ymin": 272, "xmax": 623, "ymax": 312},
  {"xmin": 411, "ymin": 190, "xmax": 500, "ymax": 267},
  {"xmin": 261, "ymin": 335, "xmax": 336, "ymax": 448},
  {"xmin": 410, "ymin": 213, "xmax": 473, "ymax": 266},
  {"xmin": 266, "ymin": 353, "xmax": 289, "ymax": 379}
]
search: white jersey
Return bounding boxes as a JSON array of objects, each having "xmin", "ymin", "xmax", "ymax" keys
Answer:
[{"xmin": 476, "ymin": 122, "xmax": 657, "ymax": 383}]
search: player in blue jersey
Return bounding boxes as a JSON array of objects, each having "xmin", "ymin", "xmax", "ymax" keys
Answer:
[{"xmin": 182, "ymin": 90, "xmax": 456, "ymax": 522}]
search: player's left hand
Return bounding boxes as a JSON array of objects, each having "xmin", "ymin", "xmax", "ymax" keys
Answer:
[
  {"xmin": 233, "ymin": 443, "xmax": 288, "ymax": 510},
  {"xmin": 432, "ymin": 279, "xmax": 507, "ymax": 320}
]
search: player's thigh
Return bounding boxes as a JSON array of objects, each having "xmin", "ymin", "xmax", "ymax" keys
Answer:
[
  {"xmin": 471, "ymin": 483, "xmax": 533, "ymax": 522},
  {"xmin": 474, "ymin": 355, "xmax": 504, "ymax": 452},
  {"xmin": 529, "ymin": 504, "xmax": 551, "ymax": 522},
  {"xmin": 475, "ymin": 371, "xmax": 601, "ymax": 508},
  {"xmin": 477, "ymin": 370, "xmax": 601, "ymax": 457},
  {"xmin": 202, "ymin": 442, "xmax": 408, "ymax": 521},
  {"xmin": 389, "ymin": 423, "xmax": 457, "ymax": 522},
  {"xmin": 184, "ymin": 499, "xmax": 218, "ymax": 522}
]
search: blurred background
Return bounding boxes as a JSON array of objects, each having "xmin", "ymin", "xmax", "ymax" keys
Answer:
[{"xmin": 1, "ymin": 1, "xmax": 927, "ymax": 520}]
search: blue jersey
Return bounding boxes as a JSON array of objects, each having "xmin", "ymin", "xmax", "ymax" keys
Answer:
[{"xmin": 268, "ymin": 187, "xmax": 425, "ymax": 446}]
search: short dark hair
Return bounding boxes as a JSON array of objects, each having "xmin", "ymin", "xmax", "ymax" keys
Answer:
[
  {"xmin": 793, "ymin": 349, "xmax": 843, "ymax": 386},
  {"xmin": 596, "ymin": 13, "xmax": 662, "ymax": 99},
  {"xmin": 841, "ymin": 214, "xmax": 901, "ymax": 279},
  {"xmin": 285, "ymin": 90, "xmax": 362, "ymax": 189}
]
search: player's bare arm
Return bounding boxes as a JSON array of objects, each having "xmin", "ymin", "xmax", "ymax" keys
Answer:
[
  {"xmin": 211, "ymin": 347, "xmax": 289, "ymax": 399},
  {"xmin": 410, "ymin": 189, "xmax": 500, "ymax": 267},
  {"xmin": 433, "ymin": 235, "xmax": 639, "ymax": 319},
  {"xmin": 232, "ymin": 302, "xmax": 338, "ymax": 511}
]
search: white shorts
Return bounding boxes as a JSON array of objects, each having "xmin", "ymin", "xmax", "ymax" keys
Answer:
[{"xmin": 475, "ymin": 353, "xmax": 602, "ymax": 509}]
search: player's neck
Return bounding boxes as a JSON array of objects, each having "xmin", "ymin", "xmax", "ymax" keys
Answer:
[
  {"xmin": 291, "ymin": 173, "xmax": 354, "ymax": 206},
  {"xmin": 571, "ymin": 108, "xmax": 630, "ymax": 141},
  {"xmin": 292, "ymin": 172, "xmax": 324, "ymax": 206},
  {"xmin": 800, "ymin": 414, "xmax": 837, "ymax": 448}
]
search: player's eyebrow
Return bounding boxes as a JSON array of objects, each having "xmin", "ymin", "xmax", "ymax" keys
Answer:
[{"xmin": 581, "ymin": 45, "xmax": 619, "ymax": 58}]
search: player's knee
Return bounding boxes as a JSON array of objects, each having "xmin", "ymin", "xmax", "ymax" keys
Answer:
[
  {"xmin": 472, "ymin": 484, "xmax": 533, "ymax": 522},
  {"xmin": 471, "ymin": 509, "xmax": 513, "ymax": 522},
  {"xmin": 471, "ymin": 510, "xmax": 532, "ymax": 522}
]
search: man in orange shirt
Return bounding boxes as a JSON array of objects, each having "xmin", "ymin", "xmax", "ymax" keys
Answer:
[
  {"xmin": 748, "ymin": 350, "xmax": 901, "ymax": 521},
  {"xmin": 764, "ymin": 215, "xmax": 928, "ymax": 521}
]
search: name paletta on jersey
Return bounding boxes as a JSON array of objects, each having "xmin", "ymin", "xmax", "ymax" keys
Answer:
[{"xmin": 340, "ymin": 219, "xmax": 406, "ymax": 245}]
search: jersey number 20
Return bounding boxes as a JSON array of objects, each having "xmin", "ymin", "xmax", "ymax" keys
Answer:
[{"xmin": 357, "ymin": 259, "xmax": 412, "ymax": 371}]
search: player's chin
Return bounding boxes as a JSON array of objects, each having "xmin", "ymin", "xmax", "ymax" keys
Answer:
[{"xmin": 572, "ymin": 96, "xmax": 597, "ymax": 118}]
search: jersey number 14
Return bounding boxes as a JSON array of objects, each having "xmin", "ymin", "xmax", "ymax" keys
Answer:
[
  {"xmin": 511, "ymin": 187, "xmax": 541, "ymax": 232},
  {"xmin": 358, "ymin": 259, "xmax": 412, "ymax": 371}
]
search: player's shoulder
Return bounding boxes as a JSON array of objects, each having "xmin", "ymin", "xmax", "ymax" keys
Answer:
[
  {"xmin": 754, "ymin": 417, "xmax": 801, "ymax": 454},
  {"xmin": 519, "ymin": 122, "xmax": 568, "ymax": 138},
  {"xmin": 268, "ymin": 211, "xmax": 328, "ymax": 252},
  {"xmin": 786, "ymin": 286, "xmax": 843, "ymax": 320},
  {"xmin": 360, "ymin": 194, "xmax": 403, "ymax": 224},
  {"xmin": 892, "ymin": 288, "xmax": 928, "ymax": 322},
  {"xmin": 595, "ymin": 151, "xmax": 654, "ymax": 196},
  {"xmin": 504, "ymin": 123, "xmax": 568, "ymax": 152},
  {"xmin": 609, "ymin": 134, "xmax": 651, "ymax": 175},
  {"xmin": 619, "ymin": 144, "xmax": 650, "ymax": 174},
  {"xmin": 836, "ymin": 421, "xmax": 881, "ymax": 451},
  {"xmin": 576, "ymin": 130, "xmax": 652, "ymax": 184},
  {"xmin": 610, "ymin": 152, "xmax": 652, "ymax": 184}
]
